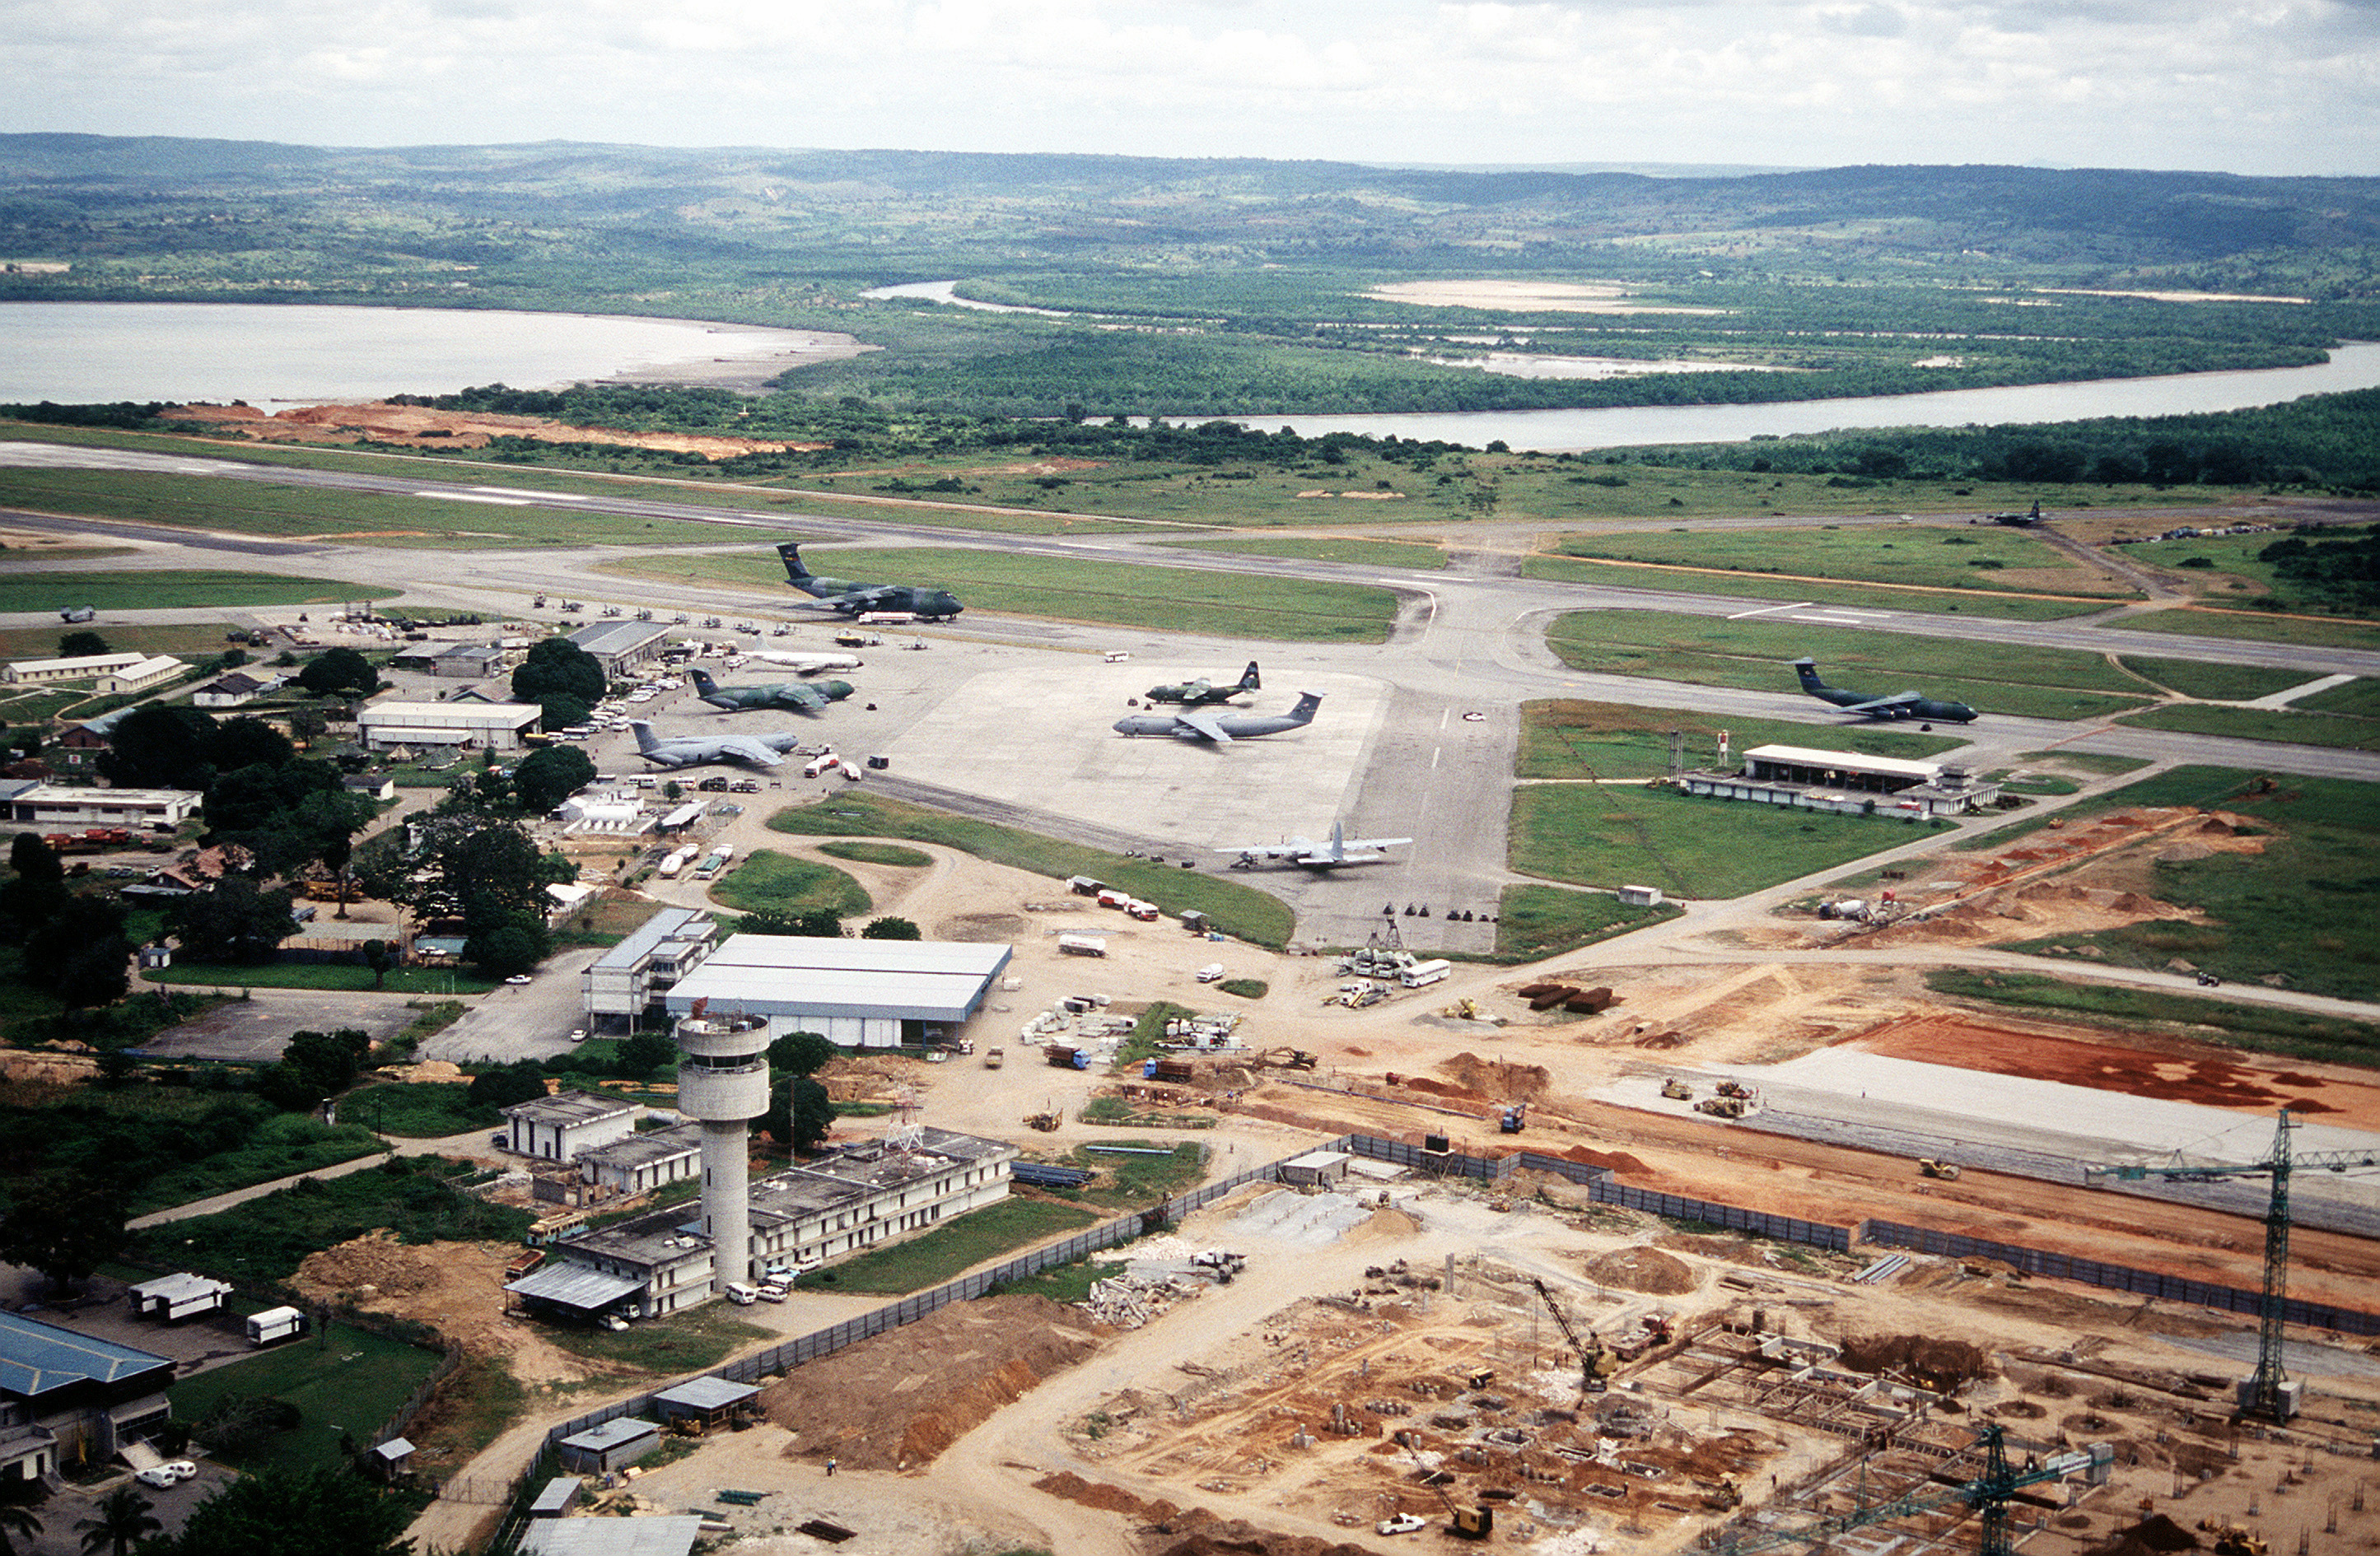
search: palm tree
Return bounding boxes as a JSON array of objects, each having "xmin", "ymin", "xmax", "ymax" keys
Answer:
[
  {"xmin": 0, "ymin": 1497, "xmax": 41, "ymax": 1556},
  {"xmin": 75, "ymin": 1484, "xmax": 159, "ymax": 1556}
]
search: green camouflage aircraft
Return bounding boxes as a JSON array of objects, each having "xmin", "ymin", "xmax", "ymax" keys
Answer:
[{"xmin": 690, "ymin": 668, "xmax": 854, "ymax": 714}]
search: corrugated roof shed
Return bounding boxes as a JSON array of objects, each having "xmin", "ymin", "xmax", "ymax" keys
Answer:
[
  {"xmin": 516, "ymin": 1514, "xmax": 703, "ymax": 1556},
  {"xmin": 0, "ymin": 1311, "xmax": 173, "ymax": 1398}
]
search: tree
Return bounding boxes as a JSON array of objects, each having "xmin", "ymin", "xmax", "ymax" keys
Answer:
[
  {"xmin": 74, "ymin": 1484, "xmax": 157, "ymax": 1556},
  {"xmin": 464, "ymin": 917, "xmax": 548, "ymax": 979},
  {"xmin": 0, "ymin": 1176, "xmax": 129, "ymax": 1293},
  {"xmin": 860, "ymin": 915, "xmax": 921, "ymax": 941},
  {"xmin": 291, "ymin": 790, "xmax": 378, "ymax": 918},
  {"xmin": 1, "ymin": 835, "xmax": 69, "ymax": 945},
  {"xmin": 614, "ymin": 1031, "xmax": 677, "ymax": 1078},
  {"xmin": 511, "ymin": 637, "xmax": 605, "ymax": 706},
  {"xmin": 534, "ymin": 693, "xmax": 590, "ymax": 734},
  {"xmin": 743, "ymin": 906, "xmax": 842, "ymax": 938},
  {"xmin": 761, "ymin": 1074, "xmax": 833, "ymax": 1154},
  {"xmin": 362, "ymin": 939, "xmax": 396, "ymax": 990},
  {"xmin": 58, "ymin": 630, "xmax": 110, "ymax": 658},
  {"xmin": 513, "ymin": 746, "xmax": 597, "ymax": 813},
  {"xmin": 166, "ymin": 1462, "xmax": 414, "ymax": 1556},
  {"xmin": 282, "ymin": 1029, "xmax": 371, "ymax": 1099},
  {"xmin": 166, "ymin": 878, "xmax": 296, "ymax": 964},
  {"xmin": 766, "ymin": 1031, "xmax": 838, "ymax": 1076},
  {"xmin": 0, "ymin": 1492, "xmax": 40, "ymax": 1556},
  {"xmin": 9, "ymin": 834, "xmax": 63, "ymax": 888},
  {"xmin": 293, "ymin": 647, "xmax": 380, "ymax": 698},
  {"xmin": 97, "ymin": 705, "xmax": 217, "ymax": 790},
  {"xmin": 467, "ymin": 1060, "xmax": 548, "ymax": 1110},
  {"xmin": 23, "ymin": 895, "xmax": 130, "ymax": 1013}
]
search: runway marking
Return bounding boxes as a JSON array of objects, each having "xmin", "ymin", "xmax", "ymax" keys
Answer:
[
  {"xmin": 1431, "ymin": 747, "xmax": 1443, "ymax": 768},
  {"xmin": 471, "ymin": 487, "xmax": 587, "ymax": 501},
  {"xmin": 1794, "ymin": 612, "xmax": 1869, "ymax": 626},
  {"xmin": 421, "ymin": 491, "xmax": 531, "ymax": 505},
  {"xmin": 1727, "ymin": 601, "xmax": 1811, "ymax": 620}
]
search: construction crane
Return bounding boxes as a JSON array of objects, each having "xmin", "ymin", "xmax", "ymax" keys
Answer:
[
  {"xmin": 1528, "ymin": 1276, "xmax": 1612, "ymax": 1395},
  {"xmin": 2084, "ymin": 1109, "xmax": 2380, "ymax": 1423},
  {"xmin": 1713, "ymin": 1425, "xmax": 2093, "ymax": 1556}
]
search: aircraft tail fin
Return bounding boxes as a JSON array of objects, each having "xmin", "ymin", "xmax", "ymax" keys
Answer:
[
  {"xmin": 1286, "ymin": 691, "xmax": 1323, "ymax": 725},
  {"xmin": 776, "ymin": 541, "xmax": 812, "ymax": 583},
  {"xmin": 688, "ymin": 668, "xmax": 717, "ymax": 695},
  {"xmin": 1792, "ymin": 658, "xmax": 1826, "ymax": 692},
  {"xmin": 629, "ymin": 720, "xmax": 660, "ymax": 753},
  {"xmin": 1239, "ymin": 660, "xmax": 1262, "ymax": 692},
  {"xmin": 1327, "ymin": 820, "xmax": 1345, "ymax": 861}
]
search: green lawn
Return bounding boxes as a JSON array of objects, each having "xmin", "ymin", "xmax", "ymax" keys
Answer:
[
  {"xmin": 606, "ymin": 546, "xmax": 1402, "ymax": 643},
  {"xmin": 1543, "ymin": 610, "xmax": 2154, "ymax": 720},
  {"xmin": 539, "ymin": 1301, "xmax": 774, "ymax": 1374},
  {"xmin": 817, "ymin": 840, "xmax": 935, "ymax": 868},
  {"xmin": 2110, "ymin": 656, "xmax": 2312, "ymax": 701},
  {"xmin": 1995, "ymin": 766, "xmax": 2380, "ymax": 1001},
  {"xmin": 1495, "ymin": 884, "xmax": 1685, "ymax": 960},
  {"xmin": 770, "ymin": 792, "xmax": 1295, "ymax": 947},
  {"xmin": 342, "ymin": 1082, "xmax": 498, "ymax": 1139},
  {"xmin": 169, "ymin": 1321, "xmax": 450, "ymax": 1473},
  {"xmin": 146, "ymin": 963, "xmax": 498, "ymax": 995},
  {"xmin": 1511, "ymin": 783, "xmax": 1944, "ymax": 898},
  {"xmin": 133, "ymin": 1115, "xmax": 388, "ymax": 1216},
  {"xmin": 708, "ymin": 849, "xmax": 873, "ymax": 920},
  {"xmin": 1545, "ymin": 522, "xmax": 2135, "ymax": 599},
  {"xmin": 793, "ymin": 1198, "xmax": 1099, "ymax": 1295},
  {"xmin": 2114, "ymin": 703, "xmax": 2380, "ymax": 750},
  {"xmin": 1521, "ymin": 554, "xmax": 2116, "ymax": 621},
  {"xmin": 127, "ymin": 1156, "xmax": 533, "ymax": 1283},
  {"xmin": 2109, "ymin": 607, "xmax": 2380, "ymax": 653},
  {"xmin": 0, "ymin": 568, "xmax": 394, "ymax": 613},
  {"xmin": 1159, "ymin": 534, "xmax": 1449, "ymax": 570},
  {"xmin": 1518, "ymin": 698, "xmax": 1967, "ymax": 780},
  {"xmin": 2298, "ymin": 678, "xmax": 2380, "ymax": 717}
]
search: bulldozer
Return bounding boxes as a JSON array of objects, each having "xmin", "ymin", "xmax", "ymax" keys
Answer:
[
  {"xmin": 1443, "ymin": 997, "xmax": 1479, "ymax": 1020},
  {"xmin": 1696, "ymin": 1096, "xmax": 1750, "ymax": 1119},
  {"xmin": 1919, "ymin": 1158, "xmax": 1963, "ymax": 1181},
  {"xmin": 2198, "ymin": 1524, "xmax": 2268, "ymax": 1556},
  {"xmin": 1660, "ymin": 1078, "xmax": 1694, "ymax": 1101},
  {"xmin": 1023, "ymin": 1112, "xmax": 1061, "ymax": 1133}
]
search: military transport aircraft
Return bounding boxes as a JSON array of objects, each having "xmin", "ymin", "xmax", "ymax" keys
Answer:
[
  {"xmin": 777, "ymin": 543, "xmax": 964, "ymax": 620},
  {"xmin": 630, "ymin": 720, "xmax": 807, "ymax": 769},
  {"xmin": 1791, "ymin": 658, "xmax": 1977, "ymax": 724},
  {"xmin": 1146, "ymin": 661, "xmax": 1260, "ymax": 707},
  {"xmin": 688, "ymin": 668, "xmax": 853, "ymax": 715},
  {"xmin": 748, "ymin": 650, "xmax": 864, "ymax": 673},
  {"xmin": 1113, "ymin": 692, "xmax": 1323, "ymax": 743},
  {"xmin": 1218, "ymin": 821, "xmax": 1413, "ymax": 870},
  {"xmin": 1986, "ymin": 499, "xmax": 2046, "ymax": 526}
]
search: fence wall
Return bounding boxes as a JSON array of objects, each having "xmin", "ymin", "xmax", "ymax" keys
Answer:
[{"xmin": 1860, "ymin": 1220, "xmax": 2380, "ymax": 1337}]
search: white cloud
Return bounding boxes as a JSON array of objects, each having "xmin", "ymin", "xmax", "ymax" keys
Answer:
[{"xmin": 0, "ymin": 0, "xmax": 2372, "ymax": 174}]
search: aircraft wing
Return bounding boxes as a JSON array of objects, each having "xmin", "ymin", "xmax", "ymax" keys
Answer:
[
  {"xmin": 754, "ymin": 652, "xmax": 857, "ymax": 672},
  {"xmin": 716, "ymin": 738, "xmax": 786, "ymax": 766},
  {"xmin": 1216, "ymin": 837, "xmax": 1318, "ymax": 860},
  {"xmin": 1334, "ymin": 836, "xmax": 1414, "ymax": 854},
  {"xmin": 1174, "ymin": 709, "xmax": 1232, "ymax": 743},
  {"xmin": 776, "ymin": 683, "xmax": 827, "ymax": 710},
  {"xmin": 833, "ymin": 585, "xmax": 899, "ymax": 611},
  {"xmin": 1841, "ymin": 691, "xmax": 1925, "ymax": 716}
]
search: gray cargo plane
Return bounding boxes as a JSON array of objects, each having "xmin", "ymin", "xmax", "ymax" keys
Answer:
[
  {"xmin": 1792, "ymin": 658, "xmax": 1976, "ymax": 724},
  {"xmin": 1219, "ymin": 822, "xmax": 1412, "ymax": 869},
  {"xmin": 1113, "ymin": 692, "xmax": 1322, "ymax": 743},
  {"xmin": 688, "ymin": 668, "xmax": 853, "ymax": 714},
  {"xmin": 630, "ymin": 720, "xmax": 807, "ymax": 769}
]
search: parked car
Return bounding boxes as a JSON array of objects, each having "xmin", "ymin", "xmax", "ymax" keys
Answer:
[
  {"xmin": 567, "ymin": 1028, "xmax": 589, "ymax": 1044},
  {"xmin": 754, "ymin": 1283, "xmax": 788, "ymax": 1302},
  {"xmin": 136, "ymin": 1460, "xmax": 197, "ymax": 1488},
  {"xmin": 1377, "ymin": 1513, "xmax": 1427, "ymax": 1535},
  {"xmin": 504, "ymin": 974, "xmax": 533, "ymax": 985}
]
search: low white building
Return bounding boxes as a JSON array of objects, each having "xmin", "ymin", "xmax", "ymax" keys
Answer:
[
  {"xmin": 578, "ymin": 1121, "xmax": 703, "ymax": 1198},
  {"xmin": 1679, "ymin": 743, "xmax": 2000, "ymax": 819},
  {"xmin": 356, "ymin": 700, "xmax": 541, "ymax": 752},
  {"xmin": 501, "ymin": 1090, "xmax": 638, "ymax": 1163},
  {"xmin": 97, "ymin": 656, "xmax": 186, "ymax": 694},
  {"xmin": 0, "ymin": 782, "xmax": 201, "ymax": 832},
  {"xmin": 3, "ymin": 651, "xmax": 147, "ymax": 686},
  {"xmin": 582, "ymin": 907, "xmax": 716, "ymax": 1024},
  {"xmin": 661, "ymin": 934, "xmax": 1010, "ymax": 1049}
]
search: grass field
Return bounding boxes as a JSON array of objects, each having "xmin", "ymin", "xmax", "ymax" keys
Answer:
[
  {"xmin": 1542, "ymin": 612, "xmax": 2154, "ymax": 720},
  {"xmin": 147, "ymin": 962, "xmax": 498, "ymax": 995},
  {"xmin": 0, "ymin": 622, "xmax": 263, "ymax": 661},
  {"xmin": 1995, "ymin": 766, "xmax": 2380, "ymax": 1001},
  {"xmin": 343, "ymin": 1081, "xmax": 497, "ymax": 1139},
  {"xmin": 2298, "ymin": 678, "xmax": 2380, "ymax": 717},
  {"xmin": 1495, "ymin": 884, "xmax": 1684, "ymax": 959},
  {"xmin": 0, "ymin": 569, "xmax": 394, "ymax": 613},
  {"xmin": 2115, "ymin": 702, "xmax": 2380, "ymax": 750},
  {"xmin": 607, "ymin": 546, "xmax": 1401, "ymax": 643},
  {"xmin": 1158, "ymin": 534, "xmax": 1448, "ymax": 570},
  {"xmin": 2110, "ymin": 656, "xmax": 2312, "ymax": 701},
  {"xmin": 133, "ymin": 1114, "xmax": 387, "ymax": 1216},
  {"xmin": 769, "ymin": 792, "xmax": 1295, "ymax": 946},
  {"xmin": 1517, "ymin": 698, "xmax": 1967, "ymax": 781},
  {"xmin": 1545, "ymin": 523, "xmax": 2136, "ymax": 599},
  {"xmin": 1510, "ymin": 782, "xmax": 1939, "ymax": 897},
  {"xmin": 708, "ymin": 850, "xmax": 873, "ymax": 920},
  {"xmin": 541, "ymin": 1301, "xmax": 774, "ymax": 1374},
  {"xmin": 792, "ymin": 1198, "xmax": 1099, "ymax": 1295},
  {"xmin": 816, "ymin": 840, "xmax": 934, "ymax": 868},
  {"xmin": 168, "ymin": 1322, "xmax": 449, "ymax": 1473},
  {"xmin": 1046, "ymin": 1140, "xmax": 1207, "ymax": 1211},
  {"xmin": 1926, "ymin": 969, "xmax": 2380, "ymax": 1069},
  {"xmin": 126, "ymin": 1156, "xmax": 532, "ymax": 1283},
  {"xmin": 2110, "ymin": 606, "xmax": 2380, "ymax": 652},
  {"xmin": 1520, "ymin": 554, "xmax": 2116, "ymax": 621}
]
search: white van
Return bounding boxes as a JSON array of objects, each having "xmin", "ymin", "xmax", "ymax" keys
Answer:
[{"xmin": 722, "ymin": 1282, "xmax": 759, "ymax": 1306}]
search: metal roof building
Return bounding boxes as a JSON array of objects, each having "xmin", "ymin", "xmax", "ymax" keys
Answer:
[
  {"xmin": 662, "ymin": 934, "xmax": 1011, "ymax": 1048},
  {"xmin": 581, "ymin": 906, "xmax": 716, "ymax": 1023},
  {"xmin": 563, "ymin": 621, "xmax": 670, "ymax": 676},
  {"xmin": 356, "ymin": 700, "xmax": 541, "ymax": 752},
  {"xmin": 517, "ymin": 1515, "xmax": 704, "ymax": 1556}
]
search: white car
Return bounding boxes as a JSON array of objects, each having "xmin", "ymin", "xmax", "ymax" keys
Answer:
[
  {"xmin": 754, "ymin": 1283, "xmax": 788, "ymax": 1302},
  {"xmin": 1377, "ymin": 1513, "xmax": 1427, "ymax": 1536},
  {"xmin": 504, "ymin": 975, "xmax": 533, "ymax": 985},
  {"xmin": 136, "ymin": 1460, "xmax": 197, "ymax": 1488},
  {"xmin": 567, "ymin": 1029, "xmax": 589, "ymax": 1044}
]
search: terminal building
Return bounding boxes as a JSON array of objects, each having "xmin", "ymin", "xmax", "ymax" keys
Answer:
[
  {"xmin": 1678, "ymin": 744, "xmax": 2000, "ymax": 819},
  {"xmin": 661, "ymin": 934, "xmax": 1010, "ymax": 1050},
  {"xmin": 581, "ymin": 907, "xmax": 718, "ymax": 1026}
]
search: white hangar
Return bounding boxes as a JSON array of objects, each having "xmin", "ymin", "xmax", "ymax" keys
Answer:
[{"xmin": 660, "ymin": 934, "xmax": 1010, "ymax": 1049}]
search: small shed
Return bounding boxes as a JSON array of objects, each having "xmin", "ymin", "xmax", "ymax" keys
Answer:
[
  {"xmin": 557, "ymin": 1417, "xmax": 660, "ymax": 1475},
  {"xmin": 1617, "ymin": 883, "xmax": 1664, "ymax": 907},
  {"xmin": 366, "ymin": 1437, "xmax": 414, "ymax": 1483},
  {"xmin": 138, "ymin": 943, "xmax": 172, "ymax": 971},
  {"xmin": 1281, "ymin": 1149, "xmax": 1352, "ymax": 1189},
  {"xmin": 651, "ymin": 1377, "xmax": 758, "ymax": 1429},
  {"xmin": 1181, "ymin": 910, "xmax": 1211, "ymax": 934},
  {"xmin": 127, "ymin": 1273, "xmax": 232, "ymax": 1322},
  {"xmin": 527, "ymin": 1475, "xmax": 583, "ymax": 1517},
  {"xmin": 516, "ymin": 1516, "xmax": 705, "ymax": 1556}
]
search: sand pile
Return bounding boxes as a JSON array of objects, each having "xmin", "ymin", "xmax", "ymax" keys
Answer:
[
  {"xmin": 1440, "ymin": 1052, "xmax": 1552, "ymax": 1100},
  {"xmin": 1583, "ymin": 1246, "xmax": 1697, "ymax": 1295},
  {"xmin": 2086, "ymin": 1512, "xmax": 2199, "ymax": 1554},
  {"xmin": 1836, "ymin": 1333, "xmax": 1995, "ymax": 1391},
  {"xmin": 1032, "ymin": 1476, "xmax": 1374, "ymax": 1556},
  {"xmin": 294, "ymin": 1230, "xmax": 441, "ymax": 1300},
  {"xmin": 766, "ymin": 1295, "xmax": 1106, "ymax": 1470}
]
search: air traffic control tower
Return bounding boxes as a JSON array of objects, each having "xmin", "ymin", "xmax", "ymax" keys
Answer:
[{"xmin": 674, "ymin": 1009, "xmax": 769, "ymax": 1292}]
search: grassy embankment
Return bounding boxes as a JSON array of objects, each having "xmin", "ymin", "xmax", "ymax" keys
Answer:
[
  {"xmin": 1540, "ymin": 522, "xmax": 2140, "ymax": 608},
  {"xmin": 768, "ymin": 793, "xmax": 1296, "ymax": 946},
  {"xmin": 167, "ymin": 1323, "xmax": 448, "ymax": 1474},
  {"xmin": 0, "ymin": 569, "xmax": 394, "ymax": 613},
  {"xmin": 707, "ymin": 850, "xmax": 873, "ymax": 920},
  {"xmin": 609, "ymin": 547, "xmax": 1402, "ymax": 643},
  {"xmin": 792, "ymin": 1199, "xmax": 1101, "ymax": 1296}
]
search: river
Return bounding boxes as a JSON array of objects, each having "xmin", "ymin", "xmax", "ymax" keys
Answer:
[{"xmin": 0, "ymin": 302, "xmax": 869, "ymax": 407}]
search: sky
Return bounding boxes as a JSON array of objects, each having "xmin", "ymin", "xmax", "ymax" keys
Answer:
[{"xmin": 6, "ymin": 0, "xmax": 2377, "ymax": 178}]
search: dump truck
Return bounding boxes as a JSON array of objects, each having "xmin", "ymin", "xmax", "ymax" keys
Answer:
[
  {"xmin": 1696, "ymin": 1096, "xmax": 1750, "ymax": 1119},
  {"xmin": 1660, "ymin": 1078, "xmax": 1694, "ymax": 1101},
  {"xmin": 1919, "ymin": 1158, "xmax": 1963, "ymax": 1181},
  {"xmin": 1045, "ymin": 1046, "xmax": 1090, "ymax": 1069}
]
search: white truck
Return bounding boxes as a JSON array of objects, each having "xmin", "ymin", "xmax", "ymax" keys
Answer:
[
  {"xmin": 245, "ymin": 1306, "xmax": 306, "ymax": 1347},
  {"xmin": 1058, "ymin": 933, "xmax": 1108, "ymax": 957}
]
